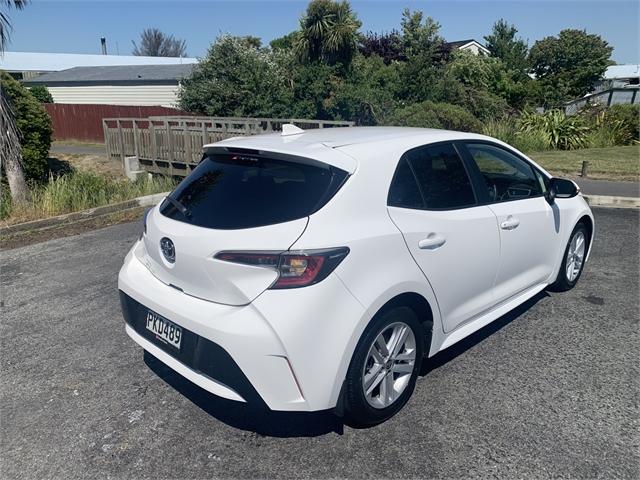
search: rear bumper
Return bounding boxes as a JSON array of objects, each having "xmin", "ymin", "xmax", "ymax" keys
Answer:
[
  {"xmin": 121, "ymin": 292, "xmax": 263, "ymax": 406},
  {"xmin": 118, "ymin": 242, "xmax": 365, "ymax": 412}
]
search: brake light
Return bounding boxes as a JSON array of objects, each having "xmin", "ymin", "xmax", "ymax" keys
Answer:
[{"xmin": 214, "ymin": 247, "xmax": 349, "ymax": 289}]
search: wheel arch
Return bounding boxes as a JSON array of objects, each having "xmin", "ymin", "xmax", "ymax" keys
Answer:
[
  {"xmin": 577, "ymin": 214, "xmax": 594, "ymax": 258},
  {"xmin": 375, "ymin": 292, "xmax": 434, "ymax": 353},
  {"xmin": 334, "ymin": 290, "xmax": 435, "ymax": 417}
]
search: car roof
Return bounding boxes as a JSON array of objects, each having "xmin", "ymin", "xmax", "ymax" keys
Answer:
[{"xmin": 204, "ymin": 126, "xmax": 495, "ymax": 173}]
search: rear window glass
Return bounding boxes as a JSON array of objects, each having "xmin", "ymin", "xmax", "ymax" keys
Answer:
[{"xmin": 160, "ymin": 153, "xmax": 348, "ymax": 229}]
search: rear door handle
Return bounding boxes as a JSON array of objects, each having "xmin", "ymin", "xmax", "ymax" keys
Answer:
[
  {"xmin": 500, "ymin": 216, "xmax": 520, "ymax": 230},
  {"xmin": 418, "ymin": 233, "xmax": 446, "ymax": 250}
]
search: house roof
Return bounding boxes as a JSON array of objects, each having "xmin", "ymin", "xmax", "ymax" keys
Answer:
[
  {"xmin": 0, "ymin": 51, "xmax": 197, "ymax": 73},
  {"xmin": 444, "ymin": 39, "xmax": 490, "ymax": 52},
  {"xmin": 23, "ymin": 64, "xmax": 195, "ymax": 85},
  {"xmin": 604, "ymin": 64, "xmax": 640, "ymax": 80}
]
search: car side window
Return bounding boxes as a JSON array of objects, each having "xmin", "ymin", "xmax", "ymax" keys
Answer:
[
  {"xmin": 406, "ymin": 143, "xmax": 476, "ymax": 210},
  {"xmin": 466, "ymin": 143, "xmax": 542, "ymax": 203},
  {"xmin": 387, "ymin": 158, "xmax": 424, "ymax": 209}
]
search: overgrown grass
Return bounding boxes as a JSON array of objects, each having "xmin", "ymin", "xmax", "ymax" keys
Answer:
[
  {"xmin": 529, "ymin": 145, "xmax": 640, "ymax": 181},
  {"xmin": 1, "ymin": 172, "xmax": 177, "ymax": 226}
]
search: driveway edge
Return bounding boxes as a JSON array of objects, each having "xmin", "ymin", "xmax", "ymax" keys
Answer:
[
  {"xmin": 0, "ymin": 192, "xmax": 168, "ymax": 237},
  {"xmin": 583, "ymin": 194, "xmax": 640, "ymax": 209}
]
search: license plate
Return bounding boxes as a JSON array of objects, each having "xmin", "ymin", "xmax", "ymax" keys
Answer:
[{"xmin": 145, "ymin": 310, "xmax": 182, "ymax": 349}]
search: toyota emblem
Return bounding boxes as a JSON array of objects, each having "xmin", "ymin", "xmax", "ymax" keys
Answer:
[{"xmin": 160, "ymin": 237, "xmax": 175, "ymax": 263}]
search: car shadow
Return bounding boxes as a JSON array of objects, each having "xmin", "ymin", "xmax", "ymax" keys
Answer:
[
  {"xmin": 144, "ymin": 351, "xmax": 344, "ymax": 438},
  {"xmin": 420, "ymin": 290, "xmax": 550, "ymax": 375},
  {"xmin": 143, "ymin": 290, "xmax": 550, "ymax": 438}
]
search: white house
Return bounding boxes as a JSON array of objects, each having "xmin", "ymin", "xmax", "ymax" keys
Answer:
[
  {"xmin": 23, "ymin": 64, "xmax": 195, "ymax": 107},
  {"xmin": 444, "ymin": 39, "xmax": 490, "ymax": 56},
  {"xmin": 0, "ymin": 51, "xmax": 198, "ymax": 80}
]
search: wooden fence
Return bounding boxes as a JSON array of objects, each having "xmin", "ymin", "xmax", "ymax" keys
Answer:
[
  {"xmin": 103, "ymin": 116, "xmax": 354, "ymax": 176},
  {"xmin": 44, "ymin": 104, "xmax": 190, "ymax": 142}
]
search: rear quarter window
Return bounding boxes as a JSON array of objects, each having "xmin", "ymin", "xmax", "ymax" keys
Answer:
[{"xmin": 160, "ymin": 153, "xmax": 348, "ymax": 229}]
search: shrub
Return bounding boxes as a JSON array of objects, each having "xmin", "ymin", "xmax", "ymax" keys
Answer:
[
  {"xmin": 519, "ymin": 110, "xmax": 589, "ymax": 150},
  {"xmin": 2, "ymin": 172, "xmax": 177, "ymax": 222},
  {"xmin": 178, "ymin": 35, "xmax": 292, "ymax": 117},
  {"xmin": 482, "ymin": 118, "xmax": 549, "ymax": 152},
  {"xmin": 28, "ymin": 85, "xmax": 54, "ymax": 103},
  {"xmin": 606, "ymin": 104, "xmax": 639, "ymax": 142},
  {"xmin": 387, "ymin": 101, "xmax": 482, "ymax": 132},
  {"xmin": 1, "ymin": 72, "xmax": 53, "ymax": 182}
]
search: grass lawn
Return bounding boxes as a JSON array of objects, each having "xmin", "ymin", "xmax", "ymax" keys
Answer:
[{"xmin": 528, "ymin": 145, "xmax": 640, "ymax": 182}]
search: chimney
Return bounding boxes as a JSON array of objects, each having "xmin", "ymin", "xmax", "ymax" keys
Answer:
[{"xmin": 100, "ymin": 37, "xmax": 107, "ymax": 55}]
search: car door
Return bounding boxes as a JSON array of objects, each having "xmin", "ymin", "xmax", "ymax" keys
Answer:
[
  {"xmin": 461, "ymin": 142, "xmax": 562, "ymax": 304},
  {"xmin": 387, "ymin": 142, "xmax": 500, "ymax": 333}
]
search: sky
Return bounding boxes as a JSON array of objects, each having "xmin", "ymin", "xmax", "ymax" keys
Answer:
[{"xmin": 5, "ymin": 0, "xmax": 639, "ymax": 64}]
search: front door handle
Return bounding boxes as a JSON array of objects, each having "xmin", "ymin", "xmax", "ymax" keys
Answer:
[
  {"xmin": 500, "ymin": 216, "xmax": 520, "ymax": 230},
  {"xmin": 419, "ymin": 233, "xmax": 446, "ymax": 250}
]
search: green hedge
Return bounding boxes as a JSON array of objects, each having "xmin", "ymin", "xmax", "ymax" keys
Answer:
[
  {"xmin": 1, "ymin": 72, "xmax": 53, "ymax": 182},
  {"xmin": 387, "ymin": 101, "xmax": 482, "ymax": 132}
]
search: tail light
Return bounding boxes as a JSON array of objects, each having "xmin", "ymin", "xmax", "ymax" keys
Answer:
[{"xmin": 214, "ymin": 247, "xmax": 349, "ymax": 289}]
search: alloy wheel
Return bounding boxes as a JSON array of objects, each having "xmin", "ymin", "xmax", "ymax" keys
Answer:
[
  {"xmin": 362, "ymin": 322, "xmax": 417, "ymax": 409},
  {"xmin": 566, "ymin": 231, "xmax": 586, "ymax": 282}
]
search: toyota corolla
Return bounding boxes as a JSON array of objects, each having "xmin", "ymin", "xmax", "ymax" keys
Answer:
[{"xmin": 119, "ymin": 126, "xmax": 593, "ymax": 425}]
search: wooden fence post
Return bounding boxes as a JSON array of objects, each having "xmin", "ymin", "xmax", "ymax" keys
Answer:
[
  {"xmin": 103, "ymin": 120, "xmax": 111, "ymax": 159},
  {"xmin": 132, "ymin": 120, "xmax": 140, "ymax": 158},
  {"xmin": 184, "ymin": 122, "xmax": 192, "ymax": 163},
  {"xmin": 150, "ymin": 121, "xmax": 157, "ymax": 160},
  {"xmin": 117, "ymin": 120, "xmax": 125, "ymax": 165}
]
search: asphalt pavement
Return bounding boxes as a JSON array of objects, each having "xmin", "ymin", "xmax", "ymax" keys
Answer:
[{"xmin": 1, "ymin": 208, "xmax": 638, "ymax": 479}]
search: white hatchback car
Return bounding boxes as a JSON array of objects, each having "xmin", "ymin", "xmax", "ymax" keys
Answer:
[{"xmin": 119, "ymin": 126, "xmax": 594, "ymax": 425}]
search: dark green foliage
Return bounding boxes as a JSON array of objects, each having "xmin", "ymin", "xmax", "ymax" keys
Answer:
[
  {"xmin": 293, "ymin": 0, "xmax": 362, "ymax": 66},
  {"xmin": 330, "ymin": 54, "xmax": 401, "ymax": 125},
  {"xmin": 178, "ymin": 35, "xmax": 292, "ymax": 117},
  {"xmin": 270, "ymin": 32, "xmax": 297, "ymax": 51},
  {"xmin": 529, "ymin": 29, "xmax": 613, "ymax": 106},
  {"xmin": 484, "ymin": 19, "xmax": 529, "ymax": 74},
  {"xmin": 387, "ymin": 101, "xmax": 482, "ymax": 132},
  {"xmin": 28, "ymin": 84, "xmax": 53, "ymax": 103},
  {"xmin": 1, "ymin": 71, "xmax": 52, "ymax": 182},
  {"xmin": 397, "ymin": 9, "xmax": 446, "ymax": 102}
]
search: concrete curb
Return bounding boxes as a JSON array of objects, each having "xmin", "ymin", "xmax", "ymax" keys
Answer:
[
  {"xmin": 0, "ymin": 192, "xmax": 168, "ymax": 237},
  {"xmin": 583, "ymin": 194, "xmax": 640, "ymax": 209}
]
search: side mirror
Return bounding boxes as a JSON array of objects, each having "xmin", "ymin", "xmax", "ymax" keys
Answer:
[
  {"xmin": 550, "ymin": 178, "xmax": 580, "ymax": 199},
  {"xmin": 545, "ymin": 184, "xmax": 557, "ymax": 205}
]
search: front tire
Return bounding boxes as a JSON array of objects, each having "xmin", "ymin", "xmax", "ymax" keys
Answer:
[
  {"xmin": 550, "ymin": 223, "xmax": 589, "ymax": 292},
  {"xmin": 343, "ymin": 306, "xmax": 424, "ymax": 427}
]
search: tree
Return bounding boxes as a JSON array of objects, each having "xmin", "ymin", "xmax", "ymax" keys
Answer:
[
  {"xmin": 28, "ymin": 85, "xmax": 54, "ymax": 103},
  {"xmin": 178, "ymin": 35, "xmax": 292, "ymax": 117},
  {"xmin": 529, "ymin": 29, "xmax": 613, "ymax": 105},
  {"xmin": 359, "ymin": 30, "xmax": 405, "ymax": 65},
  {"xmin": 484, "ymin": 19, "xmax": 528, "ymax": 73},
  {"xmin": 397, "ymin": 9, "xmax": 445, "ymax": 102},
  {"xmin": 1, "ymin": 72, "xmax": 52, "ymax": 182},
  {"xmin": 293, "ymin": 0, "xmax": 362, "ymax": 66},
  {"xmin": 132, "ymin": 28, "xmax": 187, "ymax": 57},
  {"xmin": 400, "ymin": 8, "xmax": 443, "ymax": 59},
  {"xmin": 1, "ymin": 0, "xmax": 30, "ymax": 206},
  {"xmin": 270, "ymin": 32, "xmax": 297, "ymax": 51}
]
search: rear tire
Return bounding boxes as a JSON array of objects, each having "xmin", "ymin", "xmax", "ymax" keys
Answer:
[
  {"xmin": 549, "ymin": 223, "xmax": 589, "ymax": 292},
  {"xmin": 343, "ymin": 306, "xmax": 424, "ymax": 427}
]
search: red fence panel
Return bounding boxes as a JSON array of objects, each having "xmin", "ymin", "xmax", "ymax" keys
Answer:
[{"xmin": 43, "ymin": 104, "xmax": 190, "ymax": 143}]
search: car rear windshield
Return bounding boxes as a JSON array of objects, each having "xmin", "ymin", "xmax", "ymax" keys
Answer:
[{"xmin": 160, "ymin": 152, "xmax": 348, "ymax": 229}]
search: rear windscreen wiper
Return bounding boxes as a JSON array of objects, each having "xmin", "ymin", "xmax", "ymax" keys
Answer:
[{"xmin": 165, "ymin": 195, "xmax": 191, "ymax": 218}]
